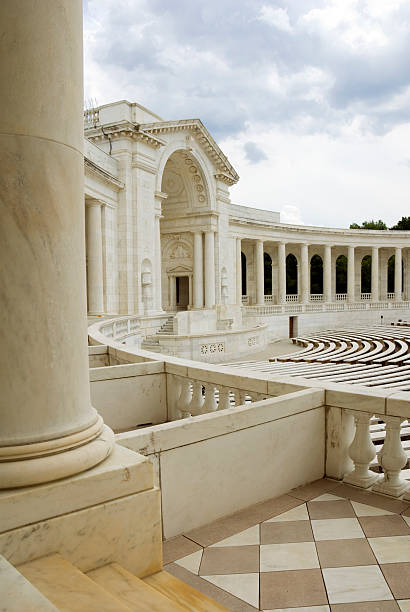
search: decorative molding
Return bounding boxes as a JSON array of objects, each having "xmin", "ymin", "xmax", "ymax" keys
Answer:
[
  {"xmin": 84, "ymin": 158, "xmax": 124, "ymax": 189},
  {"xmin": 85, "ymin": 121, "xmax": 166, "ymax": 149},
  {"xmin": 141, "ymin": 119, "xmax": 239, "ymax": 183}
]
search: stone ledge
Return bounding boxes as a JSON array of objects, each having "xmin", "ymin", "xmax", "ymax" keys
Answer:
[{"xmin": 0, "ymin": 444, "xmax": 153, "ymax": 532}]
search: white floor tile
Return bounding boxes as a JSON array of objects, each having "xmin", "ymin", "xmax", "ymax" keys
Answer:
[
  {"xmin": 174, "ymin": 549, "xmax": 203, "ymax": 574},
  {"xmin": 351, "ymin": 501, "xmax": 394, "ymax": 517},
  {"xmin": 322, "ymin": 565, "xmax": 393, "ymax": 604},
  {"xmin": 311, "ymin": 517, "xmax": 365, "ymax": 541},
  {"xmin": 402, "ymin": 515, "xmax": 410, "ymax": 528},
  {"xmin": 311, "ymin": 494, "xmax": 344, "ymax": 502},
  {"xmin": 266, "ymin": 504, "xmax": 309, "ymax": 522},
  {"xmin": 398, "ymin": 600, "xmax": 410, "ymax": 612},
  {"xmin": 260, "ymin": 541, "xmax": 319, "ymax": 572},
  {"xmin": 210, "ymin": 524, "xmax": 260, "ymax": 547},
  {"xmin": 202, "ymin": 573, "xmax": 259, "ymax": 608},
  {"xmin": 368, "ymin": 535, "xmax": 410, "ymax": 563}
]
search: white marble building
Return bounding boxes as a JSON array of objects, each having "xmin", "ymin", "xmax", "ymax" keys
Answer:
[{"xmin": 84, "ymin": 100, "xmax": 410, "ymax": 358}]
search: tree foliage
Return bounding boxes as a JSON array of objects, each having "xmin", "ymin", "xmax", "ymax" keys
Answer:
[
  {"xmin": 390, "ymin": 216, "xmax": 410, "ymax": 230},
  {"xmin": 350, "ymin": 219, "xmax": 387, "ymax": 230}
]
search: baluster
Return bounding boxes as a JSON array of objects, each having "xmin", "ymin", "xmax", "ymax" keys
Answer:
[
  {"xmin": 203, "ymin": 383, "xmax": 217, "ymax": 413},
  {"xmin": 343, "ymin": 411, "xmax": 379, "ymax": 488},
  {"xmin": 238, "ymin": 390, "xmax": 247, "ymax": 405},
  {"xmin": 373, "ymin": 416, "xmax": 409, "ymax": 497},
  {"xmin": 168, "ymin": 375, "xmax": 182, "ymax": 421},
  {"xmin": 189, "ymin": 380, "xmax": 204, "ymax": 416},
  {"xmin": 217, "ymin": 386, "xmax": 231, "ymax": 411},
  {"xmin": 233, "ymin": 389, "xmax": 241, "ymax": 406},
  {"xmin": 178, "ymin": 378, "xmax": 192, "ymax": 419}
]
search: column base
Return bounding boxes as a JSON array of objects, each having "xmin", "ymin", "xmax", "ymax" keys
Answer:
[
  {"xmin": 343, "ymin": 471, "xmax": 379, "ymax": 489},
  {"xmin": 0, "ymin": 420, "xmax": 114, "ymax": 489},
  {"xmin": 373, "ymin": 476, "xmax": 409, "ymax": 498}
]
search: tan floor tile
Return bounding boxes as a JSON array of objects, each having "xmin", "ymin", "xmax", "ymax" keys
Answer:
[
  {"xmin": 398, "ymin": 600, "xmax": 410, "ymax": 612},
  {"xmin": 311, "ymin": 518, "xmax": 365, "ymax": 541},
  {"xmin": 380, "ymin": 563, "xmax": 410, "ymax": 600},
  {"xmin": 162, "ymin": 535, "xmax": 202, "ymax": 565},
  {"xmin": 289, "ymin": 479, "xmax": 341, "ymax": 502},
  {"xmin": 352, "ymin": 502, "xmax": 395, "ymax": 517},
  {"xmin": 316, "ymin": 538, "xmax": 377, "ymax": 568},
  {"xmin": 264, "ymin": 607, "xmax": 330, "ymax": 611},
  {"xmin": 330, "ymin": 602, "xmax": 400, "ymax": 611},
  {"xmin": 165, "ymin": 563, "xmax": 259, "ymax": 611},
  {"xmin": 199, "ymin": 545, "xmax": 259, "ymax": 575},
  {"xmin": 185, "ymin": 495, "xmax": 301, "ymax": 547},
  {"xmin": 369, "ymin": 536, "xmax": 410, "ymax": 564},
  {"xmin": 260, "ymin": 568, "xmax": 328, "ymax": 609},
  {"xmin": 202, "ymin": 573, "xmax": 259, "ymax": 608},
  {"xmin": 260, "ymin": 542, "xmax": 319, "ymax": 572},
  {"xmin": 308, "ymin": 500, "xmax": 356, "ymax": 520},
  {"xmin": 334, "ymin": 485, "xmax": 409, "ymax": 514},
  {"xmin": 261, "ymin": 520, "xmax": 313, "ymax": 544},
  {"xmin": 323, "ymin": 565, "xmax": 393, "ymax": 604},
  {"xmin": 359, "ymin": 516, "xmax": 410, "ymax": 538},
  {"xmin": 174, "ymin": 549, "xmax": 203, "ymax": 574},
  {"xmin": 266, "ymin": 503, "xmax": 309, "ymax": 522}
]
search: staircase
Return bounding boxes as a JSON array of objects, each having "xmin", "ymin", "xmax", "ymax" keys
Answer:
[
  {"xmin": 2, "ymin": 553, "xmax": 230, "ymax": 611},
  {"xmin": 157, "ymin": 315, "xmax": 175, "ymax": 335},
  {"xmin": 141, "ymin": 316, "xmax": 175, "ymax": 352}
]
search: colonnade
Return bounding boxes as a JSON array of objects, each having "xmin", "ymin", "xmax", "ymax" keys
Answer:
[{"xmin": 237, "ymin": 240, "xmax": 406, "ymax": 306}]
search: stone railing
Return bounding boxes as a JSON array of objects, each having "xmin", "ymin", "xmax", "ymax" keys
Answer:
[
  {"xmin": 335, "ymin": 293, "xmax": 347, "ymax": 301},
  {"xmin": 361, "ymin": 292, "xmax": 372, "ymax": 300},
  {"xmin": 264, "ymin": 295, "xmax": 273, "ymax": 303},
  {"xmin": 244, "ymin": 301, "xmax": 410, "ymax": 316},
  {"xmin": 310, "ymin": 294, "xmax": 323, "ymax": 302},
  {"xmin": 340, "ymin": 410, "xmax": 409, "ymax": 500},
  {"xmin": 168, "ymin": 373, "xmax": 270, "ymax": 419},
  {"xmin": 286, "ymin": 294, "xmax": 299, "ymax": 302},
  {"xmin": 242, "ymin": 295, "xmax": 249, "ymax": 305},
  {"xmin": 84, "ymin": 107, "xmax": 100, "ymax": 126},
  {"xmin": 387, "ymin": 292, "xmax": 395, "ymax": 300},
  {"xmin": 90, "ymin": 315, "xmax": 142, "ymax": 346}
]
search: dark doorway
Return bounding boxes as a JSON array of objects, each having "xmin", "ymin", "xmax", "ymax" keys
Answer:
[{"xmin": 176, "ymin": 276, "xmax": 189, "ymax": 310}]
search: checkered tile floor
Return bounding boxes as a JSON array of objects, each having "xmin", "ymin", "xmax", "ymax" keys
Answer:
[{"xmin": 163, "ymin": 479, "xmax": 410, "ymax": 611}]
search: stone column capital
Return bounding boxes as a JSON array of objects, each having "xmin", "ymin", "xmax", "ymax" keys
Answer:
[{"xmin": 85, "ymin": 198, "xmax": 104, "ymax": 208}]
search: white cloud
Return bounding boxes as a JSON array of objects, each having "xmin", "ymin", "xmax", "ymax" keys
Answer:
[
  {"xmin": 280, "ymin": 205, "xmax": 304, "ymax": 224},
  {"xmin": 258, "ymin": 5, "xmax": 293, "ymax": 33}
]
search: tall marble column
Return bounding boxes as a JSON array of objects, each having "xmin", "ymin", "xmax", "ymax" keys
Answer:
[
  {"xmin": 255, "ymin": 240, "xmax": 264, "ymax": 305},
  {"xmin": 395, "ymin": 247, "xmax": 402, "ymax": 301},
  {"xmin": 236, "ymin": 238, "xmax": 242, "ymax": 306},
  {"xmin": 323, "ymin": 245, "xmax": 332, "ymax": 302},
  {"xmin": 278, "ymin": 242, "xmax": 286, "ymax": 304},
  {"xmin": 347, "ymin": 246, "xmax": 355, "ymax": 303},
  {"xmin": 193, "ymin": 232, "xmax": 204, "ymax": 308},
  {"xmin": 204, "ymin": 230, "xmax": 215, "ymax": 308},
  {"xmin": 372, "ymin": 246, "xmax": 379, "ymax": 302},
  {"xmin": 0, "ymin": 0, "xmax": 113, "ymax": 488},
  {"xmin": 86, "ymin": 200, "xmax": 104, "ymax": 314},
  {"xmin": 154, "ymin": 206, "xmax": 163, "ymax": 312},
  {"xmin": 300, "ymin": 243, "xmax": 309, "ymax": 303}
]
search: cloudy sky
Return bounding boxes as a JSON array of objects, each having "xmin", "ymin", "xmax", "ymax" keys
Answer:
[{"xmin": 84, "ymin": 0, "xmax": 410, "ymax": 228}]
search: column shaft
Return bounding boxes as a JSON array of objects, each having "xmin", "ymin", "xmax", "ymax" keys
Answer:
[
  {"xmin": 300, "ymin": 244, "xmax": 309, "ymax": 303},
  {"xmin": 0, "ymin": 0, "xmax": 113, "ymax": 488},
  {"xmin": 204, "ymin": 231, "xmax": 215, "ymax": 308},
  {"xmin": 395, "ymin": 247, "xmax": 402, "ymax": 301},
  {"xmin": 323, "ymin": 245, "xmax": 332, "ymax": 302},
  {"xmin": 347, "ymin": 246, "xmax": 355, "ymax": 302},
  {"xmin": 236, "ymin": 238, "xmax": 242, "ymax": 305},
  {"xmin": 193, "ymin": 232, "xmax": 204, "ymax": 308},
  {"xmin": 372, "ymin": 246, "xmax": 379, "ymax": 301},
  {"xmin": 154, "ymin": 214, "xmax": 162, "ymax": 311},
  {"xmin": 86, "ymin": 202, "xmax": 104, "ymax": 313},
  {"xmin": 255, "ymin": 240, "xmax": 264, "ymax": 305},
  {"xmin": 278, "ymin": 243, "xmax": 286, "ymax": 304}
]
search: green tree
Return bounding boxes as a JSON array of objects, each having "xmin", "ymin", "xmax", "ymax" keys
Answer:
[
  {"xmin": 390, "ymin": 216, "xmax": 410, "ymax": 230},
  {"xmin": 350, "ymin": 220, "xmax": 387, "ymax": 230}
]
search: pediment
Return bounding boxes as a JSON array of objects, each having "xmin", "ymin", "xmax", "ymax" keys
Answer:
[{"xmin": 168, "ymin": 265, "xmax": 192, "ymax": 274}]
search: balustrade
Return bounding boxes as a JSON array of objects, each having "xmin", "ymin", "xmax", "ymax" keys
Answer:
[
  {"xmin": 387, "ymin": 292, "xmax": 395, "ymax": 300},
  {"xmin": 286, "ymin": 294, "xmax": 299, "ymax": 302},
  {"xmin": 335, "ymin": 294, "xmax": 347, "ymax": 301},
  {"xmin": 310, "ymin": 294, "xmax": 323, "ymax": 302},
  {"xmin": 361, "ymin": 293, "xmax": 372, "ymax": 301},
  {"xmin": 342, "ymin": 410, "xmax": 409, "ymax": 497},
  {"xmin": 264, "ymin": 295, "xmax": 273, "ymax": 303},
  {"xmin": 171, "ymin": 375, "xmax": 265, "ymax": 419}
]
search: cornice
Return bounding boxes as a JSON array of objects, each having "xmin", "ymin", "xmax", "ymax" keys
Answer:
[
  {"xmin": 140, "ymin": 119, "xmax": 240, "ymax": 184},
  {"xmin": 85, "ymin": 121, "xmax": 166, "ymax": 149},
  {"xmin": 84, "ymin": 158, "xmax": 124, "ymax": 189}
]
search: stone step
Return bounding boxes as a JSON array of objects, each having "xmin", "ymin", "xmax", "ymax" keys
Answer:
[
  {"xmin": 0, "ymin": 555, "xmax": 59, "ymax": 612},
  {"xmin": 144, "ymin": 570, "xmax": 230, "ymax": 612},
  {"xmin": 88, "ymin": 563, "xmax": 186, "ymax": 611},
  {"xmin": 17, "ymin": 553, "xmax": 131, "ymax": 612}
]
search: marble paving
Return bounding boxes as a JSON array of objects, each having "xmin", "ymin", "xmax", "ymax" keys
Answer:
[{"xmin": 163, "ymin": 479, "xmax": 410, "ymax": 611}]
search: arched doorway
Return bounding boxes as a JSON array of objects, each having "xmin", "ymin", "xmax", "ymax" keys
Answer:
[
  {"xmin": 286, "ymin": 254, "xmax": 298, "ymax": 295},
  {"xmin": 336, "ymin": 255, "xmax": 347, "ymax": 294},
  {"xmin": 264, "ymin": 253, "xmax": 272, "ymax": 296},
  {"xmin": 361, "ymin": 255, "xmax": 372, "ymax": 294},
  {"xmin": 310, "ymin": 254, "xmax": 323, "ymax": 295},
  {"xmin": 241, "ymin": 252, "xmax": 247, "ymax": 296}
]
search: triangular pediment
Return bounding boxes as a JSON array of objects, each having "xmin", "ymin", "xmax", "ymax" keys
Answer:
[
  {"xmin": 140, "ymin": 119, "xmax": 239, "ymax": 185},
  {"xmin": 168, "ymin": 264, "xmax": 192, "ymax": 274}
]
